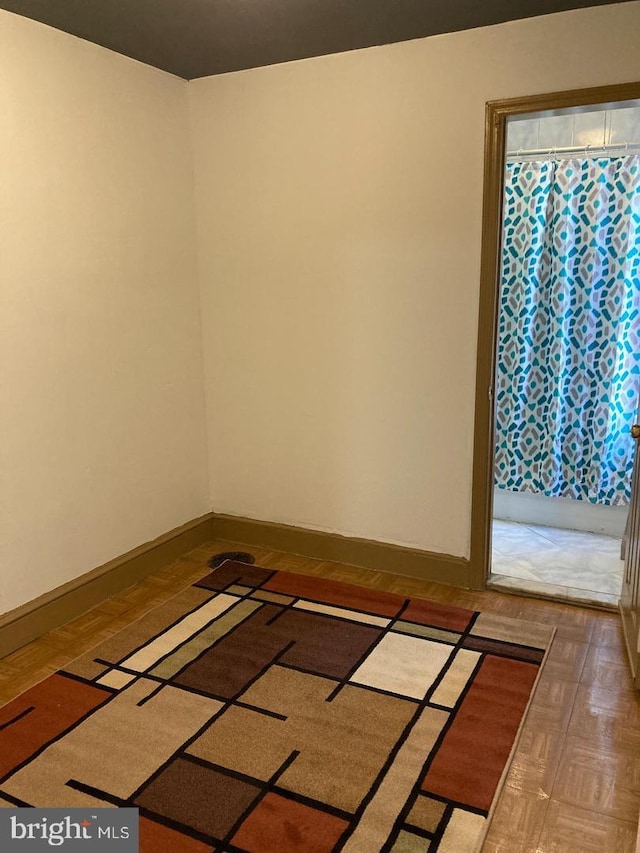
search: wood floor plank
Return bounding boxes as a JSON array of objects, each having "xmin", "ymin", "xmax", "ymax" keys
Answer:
[{"xmin": 536, "ymin": 800, "xmax": 638, "ymax": 853}]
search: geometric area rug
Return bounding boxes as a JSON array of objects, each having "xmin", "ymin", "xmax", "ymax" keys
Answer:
[{"xmin": 0, "ymin": 561, "xmax": 555, "ymax": 852}]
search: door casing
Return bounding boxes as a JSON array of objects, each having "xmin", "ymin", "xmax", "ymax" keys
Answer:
[{"xmin": 469, "ymin": 80, "xmax": 640, "ymax": 590}]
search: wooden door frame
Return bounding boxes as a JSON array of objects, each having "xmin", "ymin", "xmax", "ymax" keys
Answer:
[{"xmin": 469, "ymin": 80, "xmax": 640, "ymax": 590}]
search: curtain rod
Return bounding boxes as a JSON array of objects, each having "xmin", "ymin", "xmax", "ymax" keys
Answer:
[{"xmin": 506, "ymin": 141, "xmax": 640, "ymax": 160}]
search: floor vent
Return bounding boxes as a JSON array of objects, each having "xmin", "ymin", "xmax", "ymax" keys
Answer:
[{"xmin": 207, "ymin": 551, "xmax": 256, "ymax": 569}]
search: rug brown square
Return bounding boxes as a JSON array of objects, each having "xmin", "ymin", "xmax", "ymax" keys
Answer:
[{"xmin": 0, "ymin": 562, "xmax": 554, "ymax": 852}]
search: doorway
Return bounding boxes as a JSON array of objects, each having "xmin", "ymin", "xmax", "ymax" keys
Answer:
[{"xmin": 470, "ymin": 82, "xmax": 640, "ymax": 605}]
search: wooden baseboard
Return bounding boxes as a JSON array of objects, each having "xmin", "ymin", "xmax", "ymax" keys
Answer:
[
  {"xmin": 211, "ymin": 513, "xmax": 470, "ymax": 588},
  {"xmin": 0, "ymin": 510, "xmax": 469, "ymax": 659},
  {"xmin": 0, "ymin": 513, "xmax": 215, "ymax": 659}
]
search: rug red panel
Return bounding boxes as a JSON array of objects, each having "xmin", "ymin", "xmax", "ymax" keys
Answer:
[
  {"xmin": 401, "ymin": 599, "xmax": 474, "ymax": 631},
  {"xmin": 262, "ymin": 572, "xmax": 403, "ymax": 617},
  {"xmin": 0, "ymin": 673, "xmax": 110, "ymax": 780},
  {"xmin": 420, "ymin": 655, "xmax": 539, "ymax": 811},
  {"xmin": 231, "ymin": 792, "xmax": 349, "ymax": 853},
  {"xmin": 139, "ymin": 816, "xmax": 213, "ymax": 853}
]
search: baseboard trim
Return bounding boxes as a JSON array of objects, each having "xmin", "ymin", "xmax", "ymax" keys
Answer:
[
  {"xmin": 211, "ymin": 513, "xmax": 470, "ymax": 588},
  {"xmin": 0, "ymin": 513, "xmax": 215, "ymax": 659},
  {"xmin": 0, "ymin": 511, "xmax": 470, "ymax": 660}
]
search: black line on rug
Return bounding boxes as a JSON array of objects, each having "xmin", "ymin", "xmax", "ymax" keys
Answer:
[
  {"xmin": 124, "ymin": 701, "xmax": 226, "ymax": 807},
  {"xmin": 135, "ymin": 804, "xmax": 222, "ymax": 849},
  {"xmin": 420, "ymin": 607, "xmax": 482, "ymax": 709},
  {"xmin": 268, "ymin": 783, "xmax": 354, "ymax": 822},
  {"xmin": 65, "ymin": 778, "xmax": 125, "ymax": 806},
  {"xmin": 270, "ymin": 749, "xmax": 299, "ymax": 784},
  {"xmin": 343, "ymin": 611, "xmax": 484, "ymax": 851},
  {"xmin": 244, "ymin": 574, "xmax": 406, "ymax": 621},
  {"xmin": 276, "ymin": 660, "xmax": 419, "ymax": 706},
  {"xmin": 466, "ymin": 635, "xmax": 547, "ymax": 654},
  {"xmin": 0, "ymin": 706, "xmax": 35, "ymax": 731},
  {"xmin": 181, "ymin": 753, "xmax": 267, "ymax": 789},
  {"xmin": 332, "ymin": 697, "xmax": 430, "ymax": 851},
  {"xmin": 403, "ymin": 822, "xmax": 436, "ymax": 840},
  {"xmin": 416, "ymin": 791, "xmax": 489, "ymax": 816},
  {"xmin": 385, "ymin": 597, "xmax": 414, "ymax": 631},
  {"xmin": 90, "ymin": 656, "xmax": 294, "ymax": 719},
  {"xmin": 93, "ymin": 657, "xmax": 137, "ymax": 671},
  {"xmin": 462, "ymin": 634, "xmax": 546, "ymax": 664},
  {"xmin": 217, "ymin": 802, "xmax": 260, "ymax": 853},
  {"xmin": 422, "ymin": 611, "xmax": 479, "ymax": 704},
  {"xmin": 159, "ymin": 600, "xmax": 278, "ymax": 686},
  {"xmin": 323, "ymin": 628, "xmax": 391, "ymax": 703},
  {"xmin": 124, "ymin": 639, "xmax": 299, "ymax": 815},
  {"xmin": 204, "ymin": 565, "xmax": 277, "ymax": 591},
  {"xmin": 250, "ymin": 585, "xmax": 478, "ymax": 633},
  {"xmin": 178, "ymin": 750, "xmax": 356, "ymax": 827},
  {"xmin": 429, "ymin": 802, "xmax": 456, "ymax": 852},
  {"xmin": 322, "ymin": 601, "xmax": 412, "ymax": 704},
  {"xmin": 285, "ymin": 593, "xmax": 402, "ymax": 622},
  {"xmin": 216, "ymin": 749, "xmax": 300, "ymax": 851},
  {"xmin": 251, "ymin": 593, "xmax": 390, "ymax": 632},
  {"xmin": 67, "ymin": 779, "xmax": 222, "ymax": 847},
  {"xmin": 230, "ymin": 640, "xmax": 297, "ymax": 703},
  {"xmin": 221, "ymin": 599, "xmax": 385, "ymax": 707},
  {"xmin": 88, "ymin": 661, "xmax": 153, "ymax": 697},
  {"xmin": 58, "ymin": 670, "xmax": 114, "ymax": 689},
  {"xmin": 153, "ymin": 578, "xmax": 464, "ymax": 714},
  {"xmin": 326, "ymin": 601, "xmax": 481, "ymax": 706},
  {"xmin": 192, "ymin": 566, "xmax": 277, "ymax": 599},
  {"xmin": 0, "ymin": 688, "xmax": 118, "ymax": 787},
  {"xmin": 61, "ymin": 665, "xmax": 113, "ymax": 682},
  {"xmin": 108, "ymin": 591, "xmax": 221, "ymax": 669},
  {"xmin": 264, "ymin": 605, "xmax": 288, "ymax": 626},
  {"xmin": 0, "ymin": 790, "xmax": 33, "ymax": 807},
  {"xmin": 136, "ymin": 681, "xmax": 165, "ymax": 707},
  {"xmin": 416, "ymin": 652, "xmax": 484, "ymax": 784},
  {"xmin": 382, "ymin": 651, "xmax": 489, "ymax": 850},
  {"xmin": 119, "ymin": 595, "xmax": 264, "ymax": 678},
  {"xmin": 336, "ymin": 612, "xmax": 463, "ymax": 713},
  {"xmin": 235, "ymin": 700, "xmax": 287, "ymax": 721},
  {"xmin": 391, "ymin": 624, "xmax": 463, "ymax": 645}
]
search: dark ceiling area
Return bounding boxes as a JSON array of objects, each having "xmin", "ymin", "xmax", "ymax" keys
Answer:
[{"xmin": 0, "ymin": 0, "xmax": 633, "ymax": 80}]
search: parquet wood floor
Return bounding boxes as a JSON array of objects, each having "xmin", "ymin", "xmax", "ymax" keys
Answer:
[{"xmin": 1, "ymin": 539, "xmax": 639, "ymax": 852}]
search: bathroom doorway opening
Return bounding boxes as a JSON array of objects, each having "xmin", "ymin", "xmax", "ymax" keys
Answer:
[{"xmin": 470, "ymin": 82, "xmax": 640, "ymax": 607}]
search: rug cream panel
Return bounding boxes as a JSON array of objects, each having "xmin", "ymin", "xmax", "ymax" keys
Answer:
[
  {"xmin": 0, "ymin": 11, "xmax": 209, "ymax": 614},
  {"xmin": 189, "ymin": 1, "xmax": 640, "ymax": 560}
]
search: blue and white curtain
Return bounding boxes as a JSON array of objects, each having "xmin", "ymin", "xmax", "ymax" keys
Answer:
[{"xmin": 495, "ymin": 155, "xmax": 640, "ymax": 505}]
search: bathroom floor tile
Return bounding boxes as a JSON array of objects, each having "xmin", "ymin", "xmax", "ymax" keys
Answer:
[{"xmin": 491, "ymin": 519, "xmax": 624, "ymax": 605}]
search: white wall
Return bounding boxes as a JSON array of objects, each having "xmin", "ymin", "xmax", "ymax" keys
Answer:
[
  {"xmin": 189, "ymin": 2, "xmax": 640, "ymax": 560},
  {"xmin": 0, "ymin": 12, "xmax": 209, "ymax": 614}
]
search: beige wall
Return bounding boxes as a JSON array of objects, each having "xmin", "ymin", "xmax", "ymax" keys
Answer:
[
  {"xmin": 189, "ymin": 1, "xmax": 640, "ymax": 560},
  {"xmin": 0, "ymin": 12, "xmax": 209, "ymax": 613}
]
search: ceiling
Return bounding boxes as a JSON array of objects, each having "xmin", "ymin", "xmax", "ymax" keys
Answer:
[{"xmin": 0, "ymin": 0, "xmax": 634, "ymax": 80}]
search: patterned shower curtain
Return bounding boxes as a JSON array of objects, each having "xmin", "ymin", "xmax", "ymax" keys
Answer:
[{"xmin": 494, "ymin": 155, "xmax": 640, "ymax": 505}]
